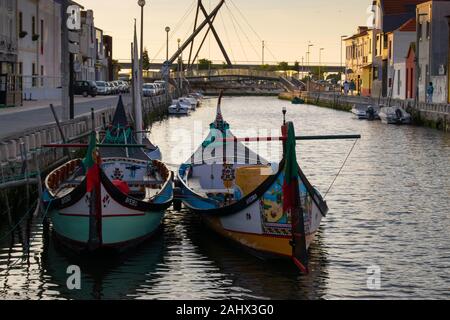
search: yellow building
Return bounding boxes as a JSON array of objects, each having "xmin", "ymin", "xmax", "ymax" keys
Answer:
[{"xmin": 344, "ymin": 27, "xmax": 376, "ymax": 96}]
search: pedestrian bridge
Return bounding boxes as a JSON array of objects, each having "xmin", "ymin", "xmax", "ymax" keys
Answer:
[
  {"xmin": 142, "ymin": 68, "xmax": 304, "ymax": 92},
  {"xmin": 178, "ymin": 69, "xmax": 287, "ymax": 81}
]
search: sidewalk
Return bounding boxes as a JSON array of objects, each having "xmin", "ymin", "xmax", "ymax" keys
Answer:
[
  {"xmin": 0, "ymin": 94, "xmax": 130, "ymax": 139},
  {"xmin": 0, "ymin": 95, "xmax": 118, "ymax": 116}
]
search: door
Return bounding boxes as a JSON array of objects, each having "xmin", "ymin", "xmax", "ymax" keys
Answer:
[{"xmin": 0, "ymin": 74, "xmax": 7, "ymax": 105}]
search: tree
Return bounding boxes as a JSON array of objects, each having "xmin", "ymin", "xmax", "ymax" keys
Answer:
[
  {"xmin": 142, "ymin": 48, "xmax": 151, "ymax": 71},
  {"xmin": 278, "ymin": 61, "xmax": 289, "ymax": 71},
  {"xmin": 198, "ymin": 58, "xmax": 212, "ymax": 70},
  {"xmin": 294, "ymin": 61, "xmax": 300, "ymax": 70}
]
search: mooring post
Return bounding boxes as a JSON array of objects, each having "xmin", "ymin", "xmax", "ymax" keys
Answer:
[
  {"xmin": 19, "ymin": 142, "xmax": 31, "ymax": 206},
  {"xmin": 33, "ymin": 151, "xmax": 44, "ymax": 214}
]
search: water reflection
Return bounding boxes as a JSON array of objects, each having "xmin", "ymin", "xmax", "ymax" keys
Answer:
[{"xmin": 0, "ymin": 96, "xmax": 449, "ymax": 299}]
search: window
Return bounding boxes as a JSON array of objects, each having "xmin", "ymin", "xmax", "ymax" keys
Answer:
[
  {"xmin": 40, "ymin": 19, "xmax": 44, "ymax": 54},
  {"xmin": 19, "ymin": 12, "xmax": 23, "ymax": 32},
  {"xmin": 418, "ymin": 22, "xmax": 423, "ymax": 41},
  {"xmin": 32, "ymin": 63, "xmax": 36, "ymax": 87},
  {"xmin": 40, "ymin": 65, "xmax": 44, "ymax": 87},
  {"xmin": 32, "ymin": 16, "xmax": 36, "ymax": 35},
  {"xmin": 397, "ymin": 70, "xmax": 401, "ymax": 96},
  {"xmin": 426, "ymin": 21, "xmax": 430, "ymax": 39}
]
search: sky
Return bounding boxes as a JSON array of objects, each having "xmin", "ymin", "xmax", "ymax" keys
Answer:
[{"xmin": 78, "ymin": 0, "xmax": 373, "ymax": 65}]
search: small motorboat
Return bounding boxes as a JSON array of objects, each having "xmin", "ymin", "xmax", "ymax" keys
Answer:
[
  {"xmin": 168, "ymin": 100, "xmax": 190, "ymax": 115},
  {"xmin": 291, "ymin": 97, "xmax": 305, "ymax": 104},
  {"xmin": 352, "ymin": 104, "xmax": 380, "ymax": 120},
  {"xmin": 177, "ymin": 94, "xmax": 330, "ymax": 272},
  {"xmin": 178, "ymin": 97, "xmax": 198, "ymax": 110},
  {"xmin": 379, "ymin": 106, "xmax": 412, "ymax": 125},
  {"xmin": 43, "ymin": 98, "xmax": 173, "ymax": 252}
]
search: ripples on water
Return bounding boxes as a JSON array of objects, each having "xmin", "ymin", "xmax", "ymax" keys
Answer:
[{"xmin": 0, "ymin": 96, "xmax": 449, "ymax": 299}]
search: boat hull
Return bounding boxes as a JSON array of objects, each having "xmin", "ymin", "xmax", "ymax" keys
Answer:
[
  {"xmin": 49, "ymin": 182, "xmax": 166, "ymax": 251},
  {"xmin": 44, "ymin": 158, "xmax": 173, "ymax": 253},
  {"xmin": 179, "ymin": 166, "xmax": 326, "ymax": 260}
]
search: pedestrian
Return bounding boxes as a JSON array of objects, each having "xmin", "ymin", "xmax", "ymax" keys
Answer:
[
  {"xmin": 426, "ymin": 82, "xmax": 434, "ymax": 103},
  {"xmin": 343, "ymin": 80, "xmax": 350, "ymax": 96},
  {"xmin": 350, "ymin": 80, "xmax": 356, "ymax": 96}
]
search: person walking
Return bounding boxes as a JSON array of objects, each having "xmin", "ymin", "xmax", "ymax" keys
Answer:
[
  {"xmin": 350, "ymin": 80, "xmax": 356, "ymax": 96},
  {"xmin": 343, "ymin": 80, "xmax": 350, "ymax": 96},
  {"xmin": 426, "ymin": 82, "xmax": 434, "ymax": 103}
]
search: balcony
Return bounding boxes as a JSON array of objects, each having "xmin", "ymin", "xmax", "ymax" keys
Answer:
[{"xmin": 0, "ymin": 35, "xmax": 17, "ymax": 54}]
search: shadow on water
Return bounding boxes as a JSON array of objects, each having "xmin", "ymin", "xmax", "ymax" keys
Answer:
[
  {"xmin": 40, "ymin": 227, "xmax": 165, "ymax": 300},
  {"xmin": 177, "ymin": 210, "xmax": 330, "ymax": 300}
]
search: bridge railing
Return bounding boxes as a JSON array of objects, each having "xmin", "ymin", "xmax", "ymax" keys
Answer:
[{"xmin": 177, "ymin": 69, "xmax": 285, "ymax": 79}]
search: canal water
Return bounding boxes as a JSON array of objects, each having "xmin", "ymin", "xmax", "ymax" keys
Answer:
[{"xmin": 0, "ymin": 96, "xmax": 449, "ymax": 299}]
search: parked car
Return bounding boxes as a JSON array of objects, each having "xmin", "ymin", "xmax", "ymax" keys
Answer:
[
  {"xmin": 108, "ymin": 81, "xmax": 119, "ymax": 95},
  {"xmin": 95, "ymin": 81, "xmax": 109, "ymax": 95},
  {"xmin": 154, "ymin": 83, "xmax": 163, "ymax": 94},
  {"xmin": 143, "ymin": 83, "xmax": 157, "ymax": 97},
  {"xmin": 73, "ymin": 80, "xmax": 97, "ymax": 97}
]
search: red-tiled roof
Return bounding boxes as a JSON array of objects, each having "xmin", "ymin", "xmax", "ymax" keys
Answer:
[
  {"xmin": 398, "ymin": 18, "xmax": 417, "ymax": 31},
  {"xmin": 381, "ymin": 0, "xmax": 428, "ymax": 15}
]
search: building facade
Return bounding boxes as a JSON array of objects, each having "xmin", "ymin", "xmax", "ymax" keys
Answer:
[
  {"xmin": 416, "ymin": 0, "xmax": 450, "ymax": 104},
  {"xmin": 387, "ymin": 18, "xmax": 416, "ymax": 100},
  {"xmin": 371, "ymin": 0, "xmax": 424, "ymax": 98},
  {"xmin": 405, "ymin": 42, "xmax": 416, "ymax": 99},
  {"xmin": 17, "ymin": 0, "xmax": 62, "ymax": 100},
  {"xmin": 75, "ymin": 9, "xmax": 96, "ymax": 81},
  {"xmin": 345, "ymin": 27, "xmax": 377, "ymax": 96},
  {"xmin": 103, "ymin": 34, "xmax": 113, "ymax": 81},
  {"xmin": 94, "ymin": 27, "xmax": 107, "ymax": 81}
]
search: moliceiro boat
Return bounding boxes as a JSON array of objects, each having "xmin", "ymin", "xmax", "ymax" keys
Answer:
[
  {"xmin": 177, "ymin": 96, "xmax": 329, "ymax": 272},
  {"xmin": 43, "ymin": 99, "xmax": 173, "ymax": 252}
]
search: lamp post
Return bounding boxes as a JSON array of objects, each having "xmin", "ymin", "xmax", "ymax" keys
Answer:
[
  {"xmin": 262, "ymin": 40, "xmax": 265, "ymax": 65},
  {"xmin": 307, "ymin": 43, "xmax": 313, "ymax": 79},
  {"xmin": 340, "ymin": 35, "xmax": 347, "ymax": 81},
  {"xmin": 138, "ymin": 0, "xmax": 145, "ymax": 99},
  {"xmin": 319, "ymin": 48, "xmax": 324, "ymax": 81},
  {"xmin": 165, "ymin": 26, "xmax": 171, "ymax": 62}
]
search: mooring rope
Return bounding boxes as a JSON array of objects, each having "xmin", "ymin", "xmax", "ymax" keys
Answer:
[
  {"xmin": 324, "ymin": 138, "xmax": 359, "ymax": 199},
  {"xmin": 0, "ymin": 199, "xmax": 52, "ymax": 275}
]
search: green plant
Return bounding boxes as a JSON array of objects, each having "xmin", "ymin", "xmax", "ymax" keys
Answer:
[{"xmin": 198, "ymin": 58, "xmax": 212, "ymax": 70}]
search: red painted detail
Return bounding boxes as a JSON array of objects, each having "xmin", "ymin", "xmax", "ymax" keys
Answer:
[
  {"xmin": 293, "ymin": 257, "xmax": 309, "ymax": 274},
  {"xmin": 112, "ymin": 180, "xmax": 130, "ymax": 195}
]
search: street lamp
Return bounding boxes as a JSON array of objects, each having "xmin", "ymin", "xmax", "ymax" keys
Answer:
[
  {"xmin": 137, "ymin": 0, "xmax": 145, "ymax": 95},
  {"xmin": 319, "ymin": 48, "xmax": 324, "ymax": 80},
  {"xmin": 165, "ymin": 26, "xmax": 171, "ymax": 62},
  {"xmin": 340, "ymin": 35, "xmax": 348, "ymax": 81},
  {"xmin": 307, "ymin": 43, "xmax": 314, "ymax": 74}
]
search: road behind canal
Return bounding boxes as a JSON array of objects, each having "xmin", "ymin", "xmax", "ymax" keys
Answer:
[{"xmin": 0, "ymin": 96, "xmax": 449, "ymax": 299}]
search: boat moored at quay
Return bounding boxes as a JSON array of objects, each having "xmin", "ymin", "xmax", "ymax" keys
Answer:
[
  {"xmin": 42, "ymin": 98, "xmax": 173, "ymax": 252},
  {"xmin": 176, "ymin": 94, "xmax": 360, "ymax": 272}
]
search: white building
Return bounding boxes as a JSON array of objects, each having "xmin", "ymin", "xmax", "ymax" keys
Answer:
[
  {"xmin": 17, "ymin": 0, "xmax": 61, "ymax": 100},
  {"xmin": 95, "ymin": 27, "xmax": 108, "ymax": 81},
  {"xmin": 0, "ymin": 0, "xmax": 17, "ymax": 74},
  {"xmin": 75, "ymin": 9, "xmax": 96, "ymax": 81},
  {"xmin": 387, "ymin": 18, "xmax": 416, "ymax": 100},
  {"xmin": 0, "ymin": 0, "xmax": 20, "ymax": 106}
]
